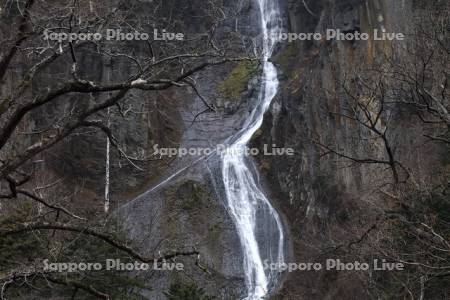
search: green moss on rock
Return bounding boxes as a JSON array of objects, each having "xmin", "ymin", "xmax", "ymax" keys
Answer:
[{"xmin": 218, "ymin": 61, "xmax": 258, "ymax": 100}]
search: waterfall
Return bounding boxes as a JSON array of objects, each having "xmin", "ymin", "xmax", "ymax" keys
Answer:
[
  {"xmin": 119, "ymin": 1, "xmax": 285, "ymax": 298},
  {"xmin": 221, "ymin": 0, "xmax": 284, "ymax": 298}
]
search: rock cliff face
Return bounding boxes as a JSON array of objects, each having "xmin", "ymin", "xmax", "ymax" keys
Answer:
[
  {"xmin": 13, "ymin": 0, "xmax": 446, "ymax": 299},
  {"xmin": 254, "ymin": 0, "xmax": 447, "ymax": 298},
  {"xmin": 28, "ymin": 0, "xmax": 268, "ymax": 298}
]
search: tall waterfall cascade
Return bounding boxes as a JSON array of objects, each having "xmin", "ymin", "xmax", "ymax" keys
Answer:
[{"xmin": 221, "ymin": 0, "xmax": 285, "ymax": 299}]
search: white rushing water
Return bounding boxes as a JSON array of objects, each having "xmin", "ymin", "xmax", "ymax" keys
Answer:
[
  {"xmin": 119, "ymin": 1, "xmax": 285, "ymax": 297},
  {"xmin": 221, "ymin": 0, "xmax": 284, "ymax": 298}
]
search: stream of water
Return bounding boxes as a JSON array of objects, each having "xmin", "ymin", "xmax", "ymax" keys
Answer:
[
  {"xmin": 121, "ymin": 1, "xmax": 286, "ymax": 298},
  {"xmin": 221, "ymin": 1, "xmax": 285, "ymax": 298}
]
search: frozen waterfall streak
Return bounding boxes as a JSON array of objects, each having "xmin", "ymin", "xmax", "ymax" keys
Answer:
[{"xmin": 221, "ymin": 0, "xmax": 284, "ymax": 299}]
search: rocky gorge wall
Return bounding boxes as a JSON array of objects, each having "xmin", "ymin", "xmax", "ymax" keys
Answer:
[
  {"xmin": 254, "ymin": 0, "xmax": 448, "ymax": 298},
  {"xmin": 6, "ymin": 0, "xmax": 446, "ymax": 299},
  {"xmin": 24, "ymin": 0, "xmax": 271, "ymax": 298}
]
